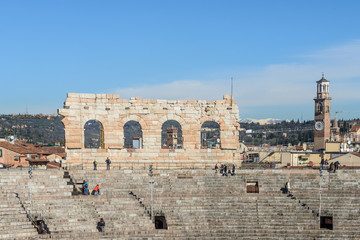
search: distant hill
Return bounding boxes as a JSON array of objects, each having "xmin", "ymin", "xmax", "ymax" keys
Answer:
[
  {"xmin": 0, "ymin": 114, "xmax": 64, "ymax": 145},
  {"xmin": 240, "ymin": 118, "xmax": 287, "ymax": 125},
  {"xmin": 1, "ymin": 114, "xmax": 357, "ymax": 147}
]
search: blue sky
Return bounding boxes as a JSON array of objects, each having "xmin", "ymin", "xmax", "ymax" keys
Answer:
[{"xmin": 1, "ymin": 1, "xmax": 359, "ymax": 120}]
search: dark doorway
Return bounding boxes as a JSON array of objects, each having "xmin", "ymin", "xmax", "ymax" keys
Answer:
[
  {"xmin": 320, "ymin": 216, "xmax": 333, "ymax": 230},
  {"xmin": 246, "ymin": 180, "xmax": 259, "ymax": 193},
  {"xmin": 155, "ymin": 216, "xmax": 168, "ymax": 229},
  {"xmin": 124, "ymin": 121, "xmax": 142, "ymax": 148}
]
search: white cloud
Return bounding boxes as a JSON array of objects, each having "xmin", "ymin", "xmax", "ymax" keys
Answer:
[
  {"xmin": 114, "ymin": 80, "xmax": 229, "ymax": 101},
  {"xmin": 113, "ymin": 40, "xmax": 360, "ymax": 109}
]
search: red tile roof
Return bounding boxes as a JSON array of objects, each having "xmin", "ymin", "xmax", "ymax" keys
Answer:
[
  {"xmin": 35, "ymin": 146, "xmax": 65, "ymax": 155},
  {"xmin": 0, "ymin": 141, "xmax": 65, "ymax": 157},
  {"xmin": 0, "ymin": 142, "xmax": 36, "ymax": 154},
  {"xmin": 350, "ymin": 125, "xmax": 360, "ymax": 132},
  {"xmin": 295, "ymin": 146, "xmax": 304, "ymax": 151}
]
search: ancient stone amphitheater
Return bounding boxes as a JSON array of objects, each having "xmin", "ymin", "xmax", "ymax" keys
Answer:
[{"xmin": 1, "ymin": 167, "xmax": 359, "ymax": 239}]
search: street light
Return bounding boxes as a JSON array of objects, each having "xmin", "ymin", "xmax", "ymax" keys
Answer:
[{"xmin": 149, "ymin": 165, "xmax": 154, "ymax": 222}]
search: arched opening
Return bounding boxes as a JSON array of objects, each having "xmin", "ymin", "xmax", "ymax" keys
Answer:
[
  {"xmin": 317, "ymin": 103, "xmax": 322, "ymax": 113},
  {"xmin": 201, "ymin": 121, "xmax": 220, "ymax": 148},
  {"xmin": 155, "ymin": 215, "xmax": 168, "ymax": 229},
  {"xmin": 60, "ymin": 118, "xmax": 65, "ymax": 147},
  {"xmin": 124, "ymin": 121, "xmax": 143, "ymax": 149},
  {"xmin": 84, "ymin": 120, "xmax": 104, "ymax": 149},
  {"xmin": 161, "ymin": 120, "xmax": 183, "ymax": 149}
]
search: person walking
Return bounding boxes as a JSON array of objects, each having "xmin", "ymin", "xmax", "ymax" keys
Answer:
[
  {"xmin": 93, "ymin": 160, "xmax": 98, "ymax": 170},
  {"xmin": 105, "ymin": 157, "xmax": 111, "ymax": 170}
]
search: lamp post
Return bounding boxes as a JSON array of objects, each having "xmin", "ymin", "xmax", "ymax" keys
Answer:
[
  {"xmin": 149, "ymin": 164, "xmax": 154, "ymax": 222},
  {"xmin": 319, "ymin": 150, "xmax": 325, "ymax": 226},
  {"xmin": 28, "ymin": 162, "xmax": 32, "ymax": 214}
]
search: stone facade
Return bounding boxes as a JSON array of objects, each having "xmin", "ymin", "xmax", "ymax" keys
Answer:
[{"xmin": 58, "ymin": 93, "xmax": 242, "ymax": 167}]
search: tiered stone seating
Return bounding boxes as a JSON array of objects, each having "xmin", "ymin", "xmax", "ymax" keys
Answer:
[
  {"xmin": 0, "ymin": 170, "xmax": 39, "ymax": 240},
  {"xmin": 1, "ymin": 167, "xmax": 360, "ymax": 239}
]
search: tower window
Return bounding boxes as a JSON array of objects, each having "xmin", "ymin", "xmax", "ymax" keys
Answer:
[{"xmin": 317, "ymin": 103, "xmax": 322, "ymax": 113}]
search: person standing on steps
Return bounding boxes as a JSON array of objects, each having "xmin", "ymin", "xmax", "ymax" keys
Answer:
[
  {"xmin": 105, "ymin": 157, "xmax": 111, "ymax": 170},
  {"xmin": 320, "ymin": 158, "xmax": 325, "ymax": 170},
  {"xmin": 223, "ymin": 165, "xmax": 227, "ymax": 176},
  {"xmin": 231, "ymin": 164, "xmax": 235, "ymax": 176},
  {"xmin": 329, "ymin": 162, "xmax": 334, "ymax": 172},
  {"xmin": 285, "ymin": 181, "xmax": 290, "ymax": 195},
  {"xmin": 334, "ymin": 161, "xmax": 340, "ymax": 173},
  {"xmin": 93, "ymin": 160, "xmax": 98, "ymax": 170}
]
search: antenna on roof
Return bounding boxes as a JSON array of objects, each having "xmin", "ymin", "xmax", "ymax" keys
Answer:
[{"xmin": 231, "ymin": 77, "xmax": 233, "ymax": 107}]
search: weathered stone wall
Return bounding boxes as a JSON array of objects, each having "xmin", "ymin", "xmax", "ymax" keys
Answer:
[{"xmin": 58, "ymin": 93, "xmax": 242, "ymax": 166}]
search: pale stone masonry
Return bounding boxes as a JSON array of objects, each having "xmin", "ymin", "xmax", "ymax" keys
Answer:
[{"xmin": 58, "ymin": 93, "xmax": 242, "ymax": 167}]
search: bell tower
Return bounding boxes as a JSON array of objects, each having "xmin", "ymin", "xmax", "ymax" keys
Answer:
[{"xmin": 314, "ymin": 73, "xmax": 332, "ymax": 150}]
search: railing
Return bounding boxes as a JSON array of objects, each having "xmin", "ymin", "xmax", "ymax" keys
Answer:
[
  {"xmin": 279, "ymin": 188, "xmax": 321, "ymax": 218},
  {"xmin": 63, "ymin": 161, "xmax": 223, "ymax": 171},
  {"xmin": 14, "ymin": 193, "xmax": 51, "ymax": 235},
  {"xmin": 128, "ymin": 191, "xmax": 152, "ymax": 220}
]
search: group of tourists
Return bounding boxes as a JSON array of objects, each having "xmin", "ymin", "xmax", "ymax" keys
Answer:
[
  {"xmin": 215, "ymin": 163, "xmax": 236, "ymax": 176},
  {"xmin": 329, "ymin": 161, "xmax": 341, "ymax": 173},
  {"xmin": 93, "ymin": 157, "xmax": 112, "ymax": 170},
  {"xmin": 82, "ymin": 181, "xmax": 100, "ymax": 195},
  {"xmin": 320, "ymin": 159, "xmax": 341, "ymax": 173}
]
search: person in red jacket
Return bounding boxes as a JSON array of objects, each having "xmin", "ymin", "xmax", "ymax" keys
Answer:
[{"xmin": 92, "ymin": 184, "xmax": 100, "ymax": 195}]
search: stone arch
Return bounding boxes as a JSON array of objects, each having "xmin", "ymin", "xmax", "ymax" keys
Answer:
[
  {"xmin": 84, "ymin": 120, "xmax": 104, "ymax": 149},
  {"xmin": 201, "ymin": 121, "xmax": 221, "ymax": 148},
  {"xmin": 200, "ymin": 117, "xmax": 226, "ymax": 131},
  {"xmin": 123, "ymin": 120, "xmax": 143, "ymax": 149},
  {"xmin": 161, "ymin": 120, "xmax": 183, "ymax": 149},
  {"xmin": 159, "ymin": 115, "xmax": 186, "ymax": 129},
  {"xmin": 121, "ymin": 115, "xmax": 148, "ymax": 131}
]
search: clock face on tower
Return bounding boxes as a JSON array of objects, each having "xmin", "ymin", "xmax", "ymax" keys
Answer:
[{"xmin": 315, "ymin": 121, "xmax": 324, "ymax": 131}]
